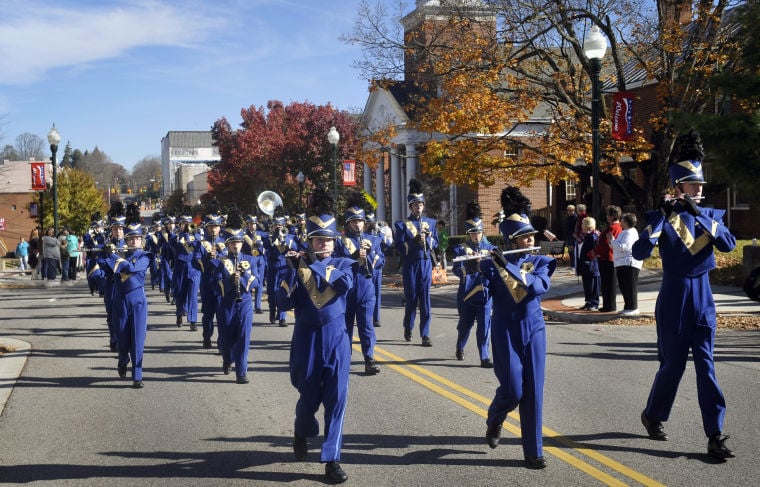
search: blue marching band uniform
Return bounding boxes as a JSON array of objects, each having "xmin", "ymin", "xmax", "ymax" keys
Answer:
[
  {"xmin": 452, "ymin": 201, "xmax": 497, "ymax": 368},
  {"xmin": 172, "ymin": 214, "xmax": 203, "ymax": 329},
  {"xmin": 264, "ymin": 214, "xmax": 298, "ymax": 326},
  {"xmin": 243, "ymin": 214, "xmax": 267, "ymax": 314},
  {"xmin": 197, "ymin": 210, "xmax": 227, "ymax": 348},
  {"xmin": 633, "ymin": 132, "xmax": 736, "ymax": 460},
  {"xmin": 393, "ymin": 179, "xmax": 438, "ymax": 346},
  {"xmin": 333, "ymin": 197, "xmax": 384, "ymax": 375}
]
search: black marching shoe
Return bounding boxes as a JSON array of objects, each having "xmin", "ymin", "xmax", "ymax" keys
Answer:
[
  {"xmin": 707, "ymin": 433, "xmax": 735, "ymax": 460},
  {"xmin": 485, "ymin": 423, "xmax": 502, "ymax": 449},
  {"xmin": 110, "ymin": 342, "xmax": 117, "ymax": 353},
  {"xmin": 222, "ymin": 361, "xmax": 231, "ymax": 375},
  {"xmin": 403, "ymin": 328, "xmax": 412, "ymax": 342},
  {"xmin": 525, "ymin": 456, "xmax": 548, "ymax": 469},
  {"xmin": 118, "ymin": 365, "xmax": 127, "ymax": 378},
  {"xmin": 364, "ymin": 358, "xmax": 380, "ymax": 375},
  {"xmin": 269, "ymin": 311, "xmax": 276, "ymax": 324},
  {"xmin": 421, "ymin": 336, "xmax": 433, "ymax": 347},
  {"xmin": 455, "ymin": 348, "xmax": 464, "ymax": 361},
  {"xmin": 279, "ymin": 319, "xmax": 287, "ymax": 327},
  {"xmin": 480, "ymin": 358, "xmax": 494, "ymax": 369},
  {"xmin": 235, "ymin": 375, "xmax": 249, "ymax": 384},
  {"xmin": 203, "ymin": 338, "xmax": 212, "ymax": 349},
  {"xmin": 132, "ymin": 380, "xmax": 144, "ymax": 389},
  {"xmin": 189, "ymin": 322, "xmax": 197, "ymax": 331},
  {"xmin": 255, "ymin": 308, "xmax": 263, "ymax": 314},
  {"xmin": 641, "ymin": 410, "xmax": 668, "ymax": 441},
  {"xmin": 176, "ymin": 315, "xmax": 182, "ymax": 327},
  {"xmin": 373, "ymin": 320, "xmax": 381, "ymax": 328},
  {"xmin": 293, "ymin": 434, "xmax": 308, "ymax": 460},
  {"xmin": 325, "ymin": 461, "xmax": 348, "ymax": 484}
]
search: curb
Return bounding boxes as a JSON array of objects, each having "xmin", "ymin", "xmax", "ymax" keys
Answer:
[{"xmin": 0, "ymin": 338, "xmax": 31, "ymax": 417}]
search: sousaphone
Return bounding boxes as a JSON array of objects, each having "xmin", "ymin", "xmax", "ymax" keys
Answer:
[{"xmin": 257, "ymin": 191, "xmax": 283, "ymax": 217}]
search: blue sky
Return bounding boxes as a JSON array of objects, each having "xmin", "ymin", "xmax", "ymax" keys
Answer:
[{"xmin": 0, "ymin": 0, "xmax": 377, "ymax": 170}]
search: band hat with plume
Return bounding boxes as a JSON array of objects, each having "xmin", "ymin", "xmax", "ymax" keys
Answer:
[
  {"xmin": 272, "ymin": 205, "xmax": 287, "ymax": 226},
  {"xmin": 366, "ymin": 212, "xmax": 376, "ymax": 223},
  {"xmin": 407, "ymin": 178, "xmax": 425, "ymax": 205},
  {"xmin": 224, "ymin": 206, "xmax": 246, "ymax": 242},
  {"xmin": 108, "ymin": 201, "xmax": 126, "ymax": 228},
  {"xmin": 669, "ymin": 130, "xmax": 707, "ymax": 186},
  {"xmin": 344, "ymin": 191, "xmax": 367, "ymax": 222},
  {"xmin": 203, "ymin": 199, "xmax": 224, "ymax": 226},
  {"xmin": 245, "ymin": 214, "xmax": 258, "ymax": 224},
  {"xmin": 124, "ymin": 203, "xmax": 144, "ymax": 237},
  {"xmin": 464, "ymin": 201, "xmax": 484, "ymax": 233},
  {"xmin": 306, "ymin": 185, "xmax": 337, "ymax": 239},
  {"xmin": 498, "ymin": 186, "xmax": 537, "ymax": 240}
]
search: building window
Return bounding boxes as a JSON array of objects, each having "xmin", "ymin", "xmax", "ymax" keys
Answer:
[
  {"xmin": 565, "ymin": 179, "xmax": 576, "ymax": 200},
  {"xmin": 732, "ymin": 186, "xmax": 750, "ymax": 210}
]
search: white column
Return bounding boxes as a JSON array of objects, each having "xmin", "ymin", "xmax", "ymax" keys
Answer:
[
  {"xmin": 363, "ymin": 162, "xmax": 372, "ymax": 193},
  {"xmin": 376, "ymin": 161, "xmax": 386, "ymax": 221},
  {"xmin": 405, "ymin": 143, "xmax": 417, "ymax": 185},
  {"xmin": 390, "ymin": 151, "xmax": 401, "ymax": 223}
]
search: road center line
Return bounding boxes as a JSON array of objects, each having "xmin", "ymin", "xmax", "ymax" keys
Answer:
[{"xmin": 359, "ymin": 342, "xmax": 664, "ymax": 487}]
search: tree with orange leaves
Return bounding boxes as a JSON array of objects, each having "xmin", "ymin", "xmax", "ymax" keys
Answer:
[{"xmin": 346, "ymin": 0, "xmax": 740, "ymax": 214}]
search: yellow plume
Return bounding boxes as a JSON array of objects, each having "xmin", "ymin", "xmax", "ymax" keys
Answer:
[{"xmin": 361, "ymin": 189, "xmax": 378, "ymax": 210}]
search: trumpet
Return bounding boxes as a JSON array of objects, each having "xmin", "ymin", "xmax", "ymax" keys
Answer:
[
  {"xmin": 452, "ymin": 246, "xmax": 540, "ymax": 263},
  {"xmin": 355, "ymin": 238, "xmax": 373, "ymax": 278}
]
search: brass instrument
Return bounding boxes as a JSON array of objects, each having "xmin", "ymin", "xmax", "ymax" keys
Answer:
[
  {"xmin": 359, "ymin": 238, "xmax": 373, "ymax": 278},
  {"xmin": 257, "ymin": 191, "xmax": 283, "ymax": 217},
  {"xmin": 451, "ymin": 246, "xmax": 540, "ymax": 263}
]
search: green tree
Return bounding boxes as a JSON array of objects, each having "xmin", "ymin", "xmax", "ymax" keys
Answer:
[
  {"xmin": 60, "ymin": 142, "xmax": 74, "ymax": 168},
  {"xmin": 40, "ymin": 169, "xmax": 107, "ymax": 235}
]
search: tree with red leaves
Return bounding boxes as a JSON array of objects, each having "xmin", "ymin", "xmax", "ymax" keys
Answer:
[{"xmin": 209, "ymin": 100, "xmax": 359, "ymax": 214}]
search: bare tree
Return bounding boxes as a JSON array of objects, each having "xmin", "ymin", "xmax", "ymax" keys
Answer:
[
  {"xmin": 130, "ymin": 156, "xmax": 162, "ymax": 193},
  {"xmin": 15, "ymin": 133, "xmax": 46, "ymax": 161}
]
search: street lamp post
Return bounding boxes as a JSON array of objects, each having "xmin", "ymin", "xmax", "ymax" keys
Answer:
[
  {"xmin": 47, "ymin": 125, "xmax": 61, "ymax": 234},
  {"xmin": 296, "ymin": 171, "xmax": 305, "ymax": 207},
  {"xmin": 327, "ymin": 126, "xmax": 340, "ymax": 212},
  {"xmin": 583, "ymin": 25, "xmax": 607, "ymax": 220}
]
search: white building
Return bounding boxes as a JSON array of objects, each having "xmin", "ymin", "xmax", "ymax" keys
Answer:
[{"xmin": 160, "ymin": 131, "xmax": 220, "ymax": 198}]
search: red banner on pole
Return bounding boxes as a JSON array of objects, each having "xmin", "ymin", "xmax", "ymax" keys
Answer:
[
  {"xmin": 30, "ymin": 162, "xmax": 47, "ymax": 191},
  {"xmin": 611, "ymin": 92, "xmax": 635, "ymax": 141},
  {"xmin": 342, "ymin": 160, "xmax": 356, "ymax": 186}
]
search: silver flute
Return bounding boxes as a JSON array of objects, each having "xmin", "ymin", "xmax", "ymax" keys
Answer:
[{"xmin": 452, "ymin": 246, "xmax": 541, "ymax": 263}]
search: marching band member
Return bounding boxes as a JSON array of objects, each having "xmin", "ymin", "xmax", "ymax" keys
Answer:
[
  {"xmin": 482, "ymin": 187, "xmax": 555, "ymax": 469},
  {"xmin": 198, "ymin": 202, "xmax": 227, "ymax": 349},
  {"xmin": 278, "ymin": 185, "xmax": 354, "ymax": 484},
  {"xmin": 366, "ymin": 212, "xmax": 392, "ymax": 328},
  {"xmin": 243, "ymin": 213, "xmax": 267, "ymax": 315},
  {"xmin": 292, "ymin": 211, "xmax": 309, "ymax": 250},
  {"xmin": 144, "ymin": 217, "xmax": 162, "ymax": 290},
  {"xmin": 172, "ymin": 210, "xmax": 202, "ymax": 330},
  {"xmin": 213, "ymin": 208, "xmax": 258, "ymax": 384},
  {"xmin": 101, "ymin": 202, "xmax": 127, "ymax": 352},
  {"xmin": 157, "ymin": 214, "xmax": 177, "ymax": 304},
  {"xmin": 334, "ymin": 192, "xmax": 383, "ymax": 375},
  {"xmin": 393, "ymin": 178, "xmax": 438, "ymax": 346},
  {"xmin": 101, "ymin": 203, "xmax": 151, "ymax": 388},
  {"xmin": 633, "ymin": 131, "xmax": 736, "ymax": 460},
  {"xmin": 264, "ymin": 207, "xmax": 298, "ymax": 327},
  {"xmin": 84, "ymin": 214, "xmax": 106, "ymax": 297},
  {"xmin": 452, "ymin": 201, "xmax": 497, "ymax": 368}
]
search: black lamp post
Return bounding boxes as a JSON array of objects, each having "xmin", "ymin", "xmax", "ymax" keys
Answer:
[
  {"xmin": 47, "ymin": 125, "xmax": 61, "ymax": 234},
  {"xmin": 296, "ymin": 171, "xmax": 305, "ymax": 207},
  {"xmin": 583, "ymin": 25, "xmax": 607, "ymax": 219},
  {"xmin": 327, "ymin": 126, "xmax": 340, "ymax": 212}
]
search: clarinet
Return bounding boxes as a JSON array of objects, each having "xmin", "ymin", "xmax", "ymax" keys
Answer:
[
  {"xmin": 418, "ymin": 214, "xmax": 428, "ymax": 260},
  {"xmin": 232, "ymin": 253, "xmax": 242, "ymax": 303}
]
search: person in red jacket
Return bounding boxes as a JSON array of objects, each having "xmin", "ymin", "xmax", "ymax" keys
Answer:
[{"xmin": 590, "ymin": 205, "xmax": 622, "ymax": 312}]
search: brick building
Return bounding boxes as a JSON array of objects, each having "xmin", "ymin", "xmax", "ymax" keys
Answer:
[{"xmin": 0, "ymin": 159, "xmax": 52, "ymax": 254}]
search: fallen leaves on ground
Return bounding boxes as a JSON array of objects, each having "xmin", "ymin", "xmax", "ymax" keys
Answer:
[{"xmin": 545, "ymin": 313, "xmax": 760, "ymax": 330}]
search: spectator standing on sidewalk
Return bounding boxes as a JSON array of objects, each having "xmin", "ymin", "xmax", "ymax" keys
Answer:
[
  {"xmin": 436, "ymin": 220, "xmax": 449, "ymax": 269},
  {"xmin": 578, "ymin": 217, "xmax": 601, "ymax": 311},
  {"xmin": 564, "ymin": 205, "xmax": 577, "ymax": 269},
  {"xmin": 41, "ymin": 227, "xmax": 60, "ymax": 281},
  {"xmin": 16, "ymin": 237, "xmax": 29, "ymax": 271},
  {"xmin": 58, "ymin": 230, "xmax": 70, "ymax": 281},
  {"xmin": 609, "ymin": 213, "xmax": 642, "ymax": 316},
  {"xmin": 590, "ymin": 205, "xmax": 622, "ymax": 312},
  {"xmin": 28, "ymin": 229, "xmax": 40, "ymax": 279},
  {"xmin": 66, "ymin": 229, "xmax": 80, "ymax": 280}
]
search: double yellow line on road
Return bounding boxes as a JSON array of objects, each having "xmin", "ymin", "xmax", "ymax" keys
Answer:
[{"xmin": 356, "ymin": 342, "xmax": 664, "ymax": 487}]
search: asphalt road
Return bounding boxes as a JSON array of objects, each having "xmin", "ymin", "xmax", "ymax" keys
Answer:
[{"xmin": 0, "ymin": 281, "xmax": 759, "ymax": 486}]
